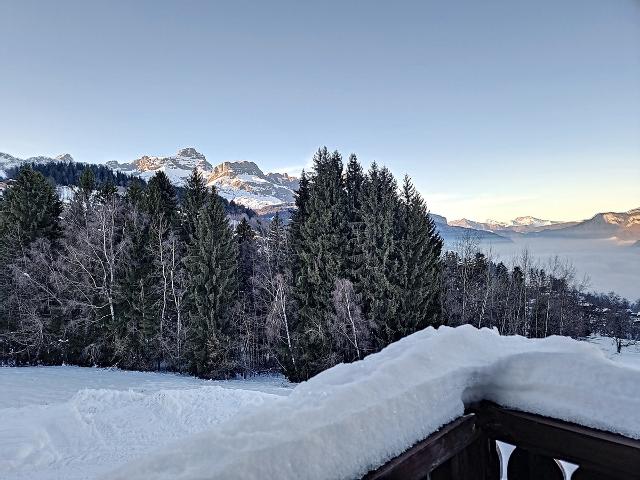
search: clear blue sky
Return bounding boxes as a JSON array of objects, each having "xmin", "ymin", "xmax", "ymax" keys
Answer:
[{"xmin": 1, "ymin": 0, "xmax": 638, "ymax": 221}]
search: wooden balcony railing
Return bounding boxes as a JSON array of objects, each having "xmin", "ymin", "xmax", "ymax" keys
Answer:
[{"xmin": 364, "ymin": 401, "xmax": 640, "ymax": 480}]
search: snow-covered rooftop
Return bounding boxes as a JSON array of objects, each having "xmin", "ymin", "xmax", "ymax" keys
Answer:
[{"xmin": 109, "ymin": 326, "xmax": 640, "ymax": 480}]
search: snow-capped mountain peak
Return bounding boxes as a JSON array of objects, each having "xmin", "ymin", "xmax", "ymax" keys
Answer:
[
  {"xmin": 106, "ymin": 149, "xmax": 299, "ymax": 211},
  {"xmin": 206, "ymin": 160, "xmax": 298, "ymax": 211},
  {"xmin": 450, "ymin": 216, "xmax": 566, "ymax": 234},
  {"xmin": 106, "ymin": 147, "xmax": 212, "ymax": 185},
  {"xmin": 510, "ymin": 216, "xmax": 559, "ymax": 227},
  {"xmin": 0, "ymin": 152, "xmax": 74, "ymax": 178},
  {"xmin": 55, "ymin": 153, "xmax": 74, "ymax": 163}
]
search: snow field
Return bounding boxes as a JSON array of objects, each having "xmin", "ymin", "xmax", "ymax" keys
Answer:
[{"xmin": 0, "ymin": 368, "xmax": 290, "ymax": 480}]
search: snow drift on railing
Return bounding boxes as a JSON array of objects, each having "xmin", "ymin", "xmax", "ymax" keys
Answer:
[{"xmin": 108, "ymin": 325, "xmax": 640, "ymax": 480}]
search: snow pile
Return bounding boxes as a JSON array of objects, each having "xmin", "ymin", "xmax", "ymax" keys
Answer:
[
  {"xmin": 0, "ymin": 368, "xmax": 288, "ymax": 480},
  {"xmin": 110, "ymin": 326, "xmax": 640, "ymax": 480}
]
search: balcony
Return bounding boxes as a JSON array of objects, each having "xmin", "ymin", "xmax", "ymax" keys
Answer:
[{"xmin": 365, "ymin": 401, "xmax": 640, "ymax": 480}]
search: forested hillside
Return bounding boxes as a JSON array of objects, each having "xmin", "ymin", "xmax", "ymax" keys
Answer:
[
  {"xmin": 0, "ymin": 148, "xmax": 637, "ymax": 380},
  {"xmin": 4, "ymin": 160, "xmax": 255, "ymax": 218}
]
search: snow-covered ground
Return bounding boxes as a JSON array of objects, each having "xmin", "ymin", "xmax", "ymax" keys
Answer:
[
  {"xmin": 585, "ymin": 335, "xmax": 640, "ymax": 370},
  {"xmin": 1, "ymin": 329, "xmax": 638, "ymax": 480},
  {"xmin": 0, "ymin": 368, "xmax": 291, "ymax": 480}
]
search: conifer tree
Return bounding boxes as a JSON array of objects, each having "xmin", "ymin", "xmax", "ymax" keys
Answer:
[
  {"xmin": 344, "ymin": 154, "xmax": 365, "ymax": 281},
  {"xmin": 265, "ymin": 212, "xmax": 288, "ymax": 275},
  {"xmin": 185, "ymin": 188, "xmax": 237, "ymax": 377},
  {"xmin": 97, "ymin": 181, "xmax": 118, "ymax": 203},
  {"xmin": 289, "ymin": 169, "xmax": 310, "ymax": 279},
  {"xmin": 115, "ymin": 204, "xmax": 155, "ymax": 367},
  {"xmin": 182, "ymin": 168, "xmax": 208, "ymax": 241},
  {"xmin": 0, "ymin": 167, "xmax": 63, "ymax": 249},
  {"xmin": 0, "ymin": 168, "xmax": 62, "ymax": 361},
  {"xmin": 235, "ymin": 217, "xmax": 256, "ymax": 294},
  {"xmin": 125, "ymin": 178, "xmax": 145, "ymax": 208},
  {"xmin": 291, "ymin": 148, "xmax": 349, "ymax": 380},
  {"xmin": 395, "ymin": 175, "xmax": 443, "ymax": 339},
  {"xmin": 356, "ymin": 163, "xmax": 400, "ymax": 350},
  {"xmin": 145, "ymin": 171, "xmax": 178, "ymax": 224},
  {"xmin": 78, "ymin": 167, "xmax": 96, "ymax": 203}
]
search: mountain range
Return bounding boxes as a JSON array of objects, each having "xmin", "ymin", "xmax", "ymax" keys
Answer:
[
  {"xmin": 1, "ymin": 149, "xmax": 638, "ymax": 242},
  {"xmin": 448, "ymin": 217, "xmax": 577, "ymax": 234},
  {"xmin": 106, "ymin": 148, "xmax": 298, "ymax": 211},
  {"xmin": 449, "ymin": 209, "xmax": 640, "ymax": 242},
  {"xmin": 0, "ymin": 152, "xmax": 74, "ymax": 178}
]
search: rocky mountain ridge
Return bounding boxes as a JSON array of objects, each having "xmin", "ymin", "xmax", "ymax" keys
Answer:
[
  {"xmin": 106, "ymin": 148, "xmax": 299, "ymax": 210},
  {"xmin": 0, "ymin": 152, "xmax": 74, "ymax": 178}
]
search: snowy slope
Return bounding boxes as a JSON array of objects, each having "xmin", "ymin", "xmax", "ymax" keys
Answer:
[
  {"xmin": 106, "ymin": 148, "xmax": 212, "ymax": 185},
  {"xmin": 0, "ymin": 367, "xmax": 291, "ymax": 480},
  {"xmin": 111, "ymin": 326, "xmax": 640, "ymax": 480},
  {"xmin": 206, "ymin": 161, "xmax": 298, "ymax": 210}
]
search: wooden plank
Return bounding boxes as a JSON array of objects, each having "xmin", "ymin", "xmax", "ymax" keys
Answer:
[
  {"xmin": 572, "ymin": 466, "xmax": 625, "ymax": 480},
  {"xmin": 469, "ymin": 402, "xmax": 640, "ymax": 480},
  {"xmin": 431, "ymin": 434, "xmax": 500, "ymax": 480},
  {"xmin": 364, "ymin": 414, "xmax": 480, "ymax": 480}
]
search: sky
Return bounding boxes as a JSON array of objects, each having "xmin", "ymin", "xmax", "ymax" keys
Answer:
[{"xmin": 0, "ymin": 0, "xmax": 638, "ymax": 222}]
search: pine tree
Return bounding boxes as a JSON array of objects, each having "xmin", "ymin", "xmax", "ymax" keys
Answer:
[
  {"xmin": 289, "ymin": 169, "xmax": 310, "ymax": 279},
  {"xmin": 182, "ymin": 168, "xmax": 208, "ymax": 241},
  {"xmin": 395, "ymin": 175, "xmax": 443, "ymax": 339},
  {"xmin": 356, "ymin": 163, "xmax": 400, "ymax": 350},
  {"xmin": 290, "ymin": 147, "xmax": 349, "ymax": 380},
  {"xmin": 115, "ymin": 205, "xmax": 155, "ymax": 368},
  {"xmin": 0, "ymin": 168, "xmax": 62, "ymax": 362},
  {"xmin": 235, "ymin": 217, "xmax": 256, "ymax": 294},
  {"xmin": 78, "ymin": 167, "xmax": 95, "ymax": 202},
  {"xmin": 145, "ymin": 171, "xmax": 178, "ymax": 224},
  {"xmin": 344, "ymin": 154, "xmax": 365, "ymax": 282},
  {"xmin": 0, "ymin": 167, "xmax": 63, "ymax": 250},
  {"xmin": 185, "ymin": 188, "xmax": 237, "ymax": 377},
  {"xmin": 97, "ymin": 181, "xmax": 118, "ymax": 203},
  {"xmin": 125, "ymin": 178, "xmax": 145, "ymax": 209},
  {"xmin": 266, "ymin": 212, "xmax": 288, "ymax": 275},
  {"xmin": 138, "ymin": 172, "xmax": 180, "ymax": 367}
]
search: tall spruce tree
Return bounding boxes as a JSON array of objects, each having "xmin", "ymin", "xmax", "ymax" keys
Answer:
[
  {"xmin": 116, "ymin": 202, "xmax": 155, "ymax": 368},
  {"xmin": 290, "ymin": 148, "xmax": 349, "ymax": 380},
  {"xmin": 266, "ymin": 212, "xmax": 288, "ymax": 275},
  {"xmin": 141, "ymin": 172, "xmax": 180, "ymax": 367},
  {"xmin": 356, "ymin": 163, "xmax": 400, "ymax": 350},
  {"xmin": 289, "ymin": 169, "xmax": 310, "ymax": 280},
  {"xmin": 344, "ymin": 154, "xmax": 365, "ymax": 282},
  {"xmin": 0, "ymin": 167, "xmax": 63, "ymax": 250},
  {"xmin": 395, "ymin": 175, "xmax": 443, "ymax": 339},
  {"xmin": 125, "ymin": 178, "xmax": 145, "ymax": 208},
  {"xmin": 182, "ymin": 168, "xmax": 208, "ymax": 241},
  {"xmin": 235, "ymin": 217, "xmax": 256, "ymax": 294},
  {"xmin": 0, "ymin": 167, "xmax": 62, "ymax": 361},
  {"xmin": 185, "ymin": 187, "xmax": 237, "ymax": 377},
  {"xmin": 78, "ymin": 167, "xmax": 96, "ymax": 203},
  {"xmin": 145, "ymin": 171, "xmax": 178, "ymax": 224}
]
